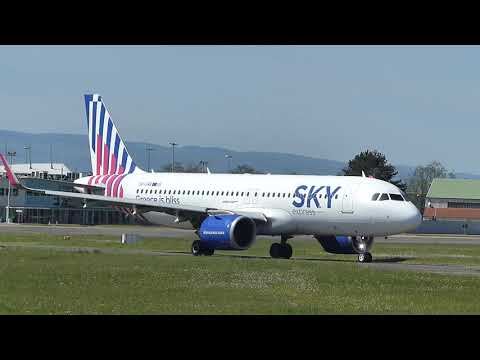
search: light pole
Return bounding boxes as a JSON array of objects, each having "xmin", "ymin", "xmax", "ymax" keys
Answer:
[
  {"xmin": 146, "ymin": 146, "xmax": 155, "ymax": 172},
  {"xmin": 200, "ymin": 160, "xmax": 209, "ymax": 173},
  {"xmin": 50, "ymin": 144, "xmax": 53, "ymax": 169},
  {"xmin": 6, "ymin": 151, "xmax": 16, "ymax": 224},
  {"xmin": 169, "ymin": 142, "xmax": 178, "ymax": 172},
  {"xmin": 24, "ymin": 145, "xmax": 32, "ymax": 169},
  {"xmin": 225, "ymin": 154, "xmax": 232, "ymax": 173}
]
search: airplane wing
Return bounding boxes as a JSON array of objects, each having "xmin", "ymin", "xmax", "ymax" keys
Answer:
[{"xmin": 0, "ymin": 154, "xmax": 267, "ymax": 223}]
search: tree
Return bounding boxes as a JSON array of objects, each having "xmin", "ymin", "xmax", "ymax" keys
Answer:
[
  {"xmin": 160, "ymin": 161, "xmax": 208, "ymax": 173},
  {"xmin": 160, "ymin": 162, "xmax": 185, "ymax": 172},
  {"xmin": 184, "ymin": 162, "xmax": 204, "ymax": 173},
  {"xmin": 231, "ymin": 164, "xmax": 263, "ymax": 174},
  {"xmin": 407, "ymin": 161, "xmax": 455, "ymax": 211},
  {"xmin": 342, "ymin": 149, "xmax": 407, "ymax": 191}
]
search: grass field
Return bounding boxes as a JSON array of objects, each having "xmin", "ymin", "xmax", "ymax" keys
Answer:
[{"xmin": 1, "ymin": 232, "xmax": 480, "ymax": 314}]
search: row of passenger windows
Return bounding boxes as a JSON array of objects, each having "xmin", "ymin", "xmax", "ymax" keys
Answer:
[
  {"xmin": 371, "ymin": 193, "xmax": 405, "ymax": 201},
  {"xmin": 137, "ymin": 188, "xmax": 294, "ymax": 198},
  {"xmin": 136, "ymin": 188, "xmax": 341, "ymax": 200}
]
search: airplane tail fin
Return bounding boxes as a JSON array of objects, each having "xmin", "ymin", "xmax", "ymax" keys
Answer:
[{"xmin": 84, "ymin": 94, "xmax": 144, "ymax": 177}]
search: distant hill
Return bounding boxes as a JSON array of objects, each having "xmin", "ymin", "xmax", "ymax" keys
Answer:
[{"xmin": 2, "ymin": 129, "xmax": 480, "ymax": 181}]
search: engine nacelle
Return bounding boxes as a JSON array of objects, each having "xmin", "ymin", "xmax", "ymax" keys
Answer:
[
  {"xmin": 198, "ymin": 215, "xmax": 256, "ymax": 250},
  {"xmin": 314, "ymin": 235, "xmax": 374, "ymax": 254}
]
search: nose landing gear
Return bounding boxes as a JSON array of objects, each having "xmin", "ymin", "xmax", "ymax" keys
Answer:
[{"xmin": 357, "ymin": 252, "xmax": 373, "ymax": 263}]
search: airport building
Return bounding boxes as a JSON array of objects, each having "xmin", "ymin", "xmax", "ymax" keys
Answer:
[
  {"xmin": 0, "ymin": 163, "xmax": 133, "ymax": 225},
  {"xmin": 421, "ymin": 178, "xmax": 480, "ymax": 234}
]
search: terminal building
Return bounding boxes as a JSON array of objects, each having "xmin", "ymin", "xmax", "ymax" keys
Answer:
[
  {"xmin": 0, "ymin": 163, "xmax": 133, "ymax": 225},
  {"xmin": 421, "ymin": 178, "xmax": 480, "ymax": 234}
]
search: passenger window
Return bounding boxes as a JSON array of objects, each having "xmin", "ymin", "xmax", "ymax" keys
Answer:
[
  {"xmin": 262, "ymin": 192, "xmax": 265, "ymax": 197},
  {"xmin": 136, "ymin": 189, "xmax": 139, "ymax": 194},
  {"xmin": 206, "ymin": 191, "xmax": 209, "ymax": 195},
  {"xmin": 379, "ymin": 193, "xmax": 389, "ymax": 201},
  {"xmin": 255, "ymin": 192, "xmax": 258, "ymax": 197},
  {"xmin": 188, "ymin": 190, "xmax": 190, "ymax": 195},
  {"xmin": 371, "ymin": 193, "xmax": 380, "ymax": 201},
  {"xmin": 168, "ymin": 190, "xmax": 171, "ymax": 194},
  {"xmin": 335, "ymin": 195, "xmax": 338, "ymax": 199},
  {"xmin": 318, "ymin": 194, "xmax": 322, "ymax": 198},
  {"xmin": 236, "ymin": 192, "xmax": 239, "ymax": 196},
  {"xmin": 267, "ymin": 193, "xmax": 270, "ymax": 197},
  {"xmin": 283, "ymin": 193, "xmax": 285, "ymax": 198},
  {"xmin": 247, "ymin": 192, "xmax": 249, "ymax": 196},
  {"xmin": 390, "ymin": 194, "xmax": 404, "ymax": 201},
  {"xmin": 241, "ymin": 192, "xmax": 244, "ymax": 196},
  {"xmin": 277, "ymin": 193, "xmax": 281, "ymax": 197},
  {"xmin": 272, "ymin": 193, "xmax": 275, "ymax": 198},
  {"xmin": 221, "ymin": 191, "xmax": 224, "ymax": 196},
  {"xmin": 182, "ymin": 190, "xmax": 185, "ymax": 195},
  {"xmin": 150, "ymin": 190, "xmax": 153, "ymax": 194},
  {"xmin": 288, "ymin": 193, "xmax": 291, "ymax": 198}
]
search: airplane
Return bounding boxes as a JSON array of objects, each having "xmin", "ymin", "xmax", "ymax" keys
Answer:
[{"xmin": 0, "ymin": 94, "xmax": 422, "ymax": 262}]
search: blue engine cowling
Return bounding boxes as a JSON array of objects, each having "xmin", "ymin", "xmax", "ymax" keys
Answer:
[
  {"xmin": 198, "ymin": 214, "xmax": 256, "ymax": 250},
  {"xmin": 314, "ymin": 235, "xmax": 374, "ymax": 254}
]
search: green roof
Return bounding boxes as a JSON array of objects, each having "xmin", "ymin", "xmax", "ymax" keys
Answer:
[{"xmin": 427, "ymin": 178, "xmax": 480, "ymax": 200}]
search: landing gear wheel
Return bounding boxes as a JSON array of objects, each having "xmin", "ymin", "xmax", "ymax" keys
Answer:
[
  {"xmin": 204, "ymin": 248, "xmax": 214, "ymax": 256},
  {"xmin": 270, "ymin": 243, "xmax": 281, "ymax": 258},
  {"xmin": 283, "ymin": 243, "xmax": 293, "ymax": 259},
  {"xmin": 191, "ymin": 240, "xmax": 202, "ymax": 256},
  {"xmin": 358, "ymin": 252, "xmax": 373, "ymax": 263},
  {"xmin": 270, "ymin": 243, "xmax": 292, "ymax": 259}
]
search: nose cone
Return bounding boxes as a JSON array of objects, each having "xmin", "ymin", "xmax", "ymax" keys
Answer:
[{"xmin": 402, "ymin": 204, "xmax": 422, "ymax": 231}]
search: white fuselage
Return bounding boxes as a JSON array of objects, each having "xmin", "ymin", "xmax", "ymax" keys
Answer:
[{"xmin": 76, "ymin": 172, "xmax": 422, "ymax": 237}]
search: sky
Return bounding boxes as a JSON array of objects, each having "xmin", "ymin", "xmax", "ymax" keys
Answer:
[{"xmin": 1, "ymin": 45, "xmax": 480, "ymax": 173}]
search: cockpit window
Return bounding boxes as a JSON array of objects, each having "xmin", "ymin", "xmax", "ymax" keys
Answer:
[
  {"xmin": 379, "ymin": 193, "xmax": 389, "ymax": 201},
  {"xmin": 389, "ymin": 193, "xmax": 404, "ymax": 201},
  {"xmin": 371, "ymin": 193, "xmax": 380, "ymax": 201}
]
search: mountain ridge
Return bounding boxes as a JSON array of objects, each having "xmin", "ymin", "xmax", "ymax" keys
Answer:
[{"xmin": 2, "ymin": 130, "xmax": 480, "ymax": 180}]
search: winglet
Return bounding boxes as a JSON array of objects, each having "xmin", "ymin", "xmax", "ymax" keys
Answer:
[
  {"xmin": 361, "ymin": 170, "xmax": 366, "ymax": 177},
  {"xmin": 0, "ymin": 153, "xmax": 20, "ymax": 187},
  {"xmin": 206, "ymin": 167, "xmax": 212, "ymax": 174}
]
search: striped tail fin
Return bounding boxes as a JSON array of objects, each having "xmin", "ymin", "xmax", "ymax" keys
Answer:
[{"xmin": 84, "ymin": 94, "xmax": 144, "ymax": 177}]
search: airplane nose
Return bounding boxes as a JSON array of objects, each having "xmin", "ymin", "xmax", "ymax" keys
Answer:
[{"xmin": 404, "ymin": 204, "xmax": 422, "ymax": 231}]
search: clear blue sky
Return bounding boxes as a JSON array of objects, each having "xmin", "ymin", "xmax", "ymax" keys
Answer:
[{"xmin": 1, "ymin": 45, "xmax": 479, "ymax": 173}]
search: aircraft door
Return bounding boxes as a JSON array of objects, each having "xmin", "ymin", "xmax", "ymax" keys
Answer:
[
  {"xmin": 341, "ymin": 185, "xmax": 358, "ymax": 213},
  {"xmin": 243, "ymin": 188, "xmax": 259, "ymax": 207}
]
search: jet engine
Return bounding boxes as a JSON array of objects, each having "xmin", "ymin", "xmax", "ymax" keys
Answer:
[
  {"xmin": 314, "ymin": 235, "xmax": 374, "ymax": 255},
  {"xmin": 198, "ymin": 214, "xmax": 256, "ymax": 250}
]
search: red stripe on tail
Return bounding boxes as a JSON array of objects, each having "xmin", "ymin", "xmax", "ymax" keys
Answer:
[
  {"xmin": 103, "ymin": 144, "xmax": 109, "ymax": 175},
  {"xmin": 96, "ymin": 134, "xmax": 102, "ymax": 175},
  {"xmin": 110, "ymin": 153, "xmax": 117, "ymax": 175},
  {"xmin": 106, "ymin": 175, "xmax": 117, "ymax": 196}
]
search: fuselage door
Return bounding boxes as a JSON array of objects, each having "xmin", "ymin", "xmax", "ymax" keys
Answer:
[
  {"xmin": 243, "ymin": 188, "xmax": 259, "ymax": 207},
  {"xmin": 341, "ymin": 187, "xmax": 354, "ymax": 213}
]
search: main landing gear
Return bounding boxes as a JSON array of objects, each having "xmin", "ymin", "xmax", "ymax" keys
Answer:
[
  {"xmin": 357, "ymin": 252, "xmax": 373, "ymax": 263},
  {"xmin": 269, "ymin": 235, "xmax": 293, "ymax": 259},
  {"xmin": 191, "ymin": 240, "xmax": 214, "ymax": 256}
]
